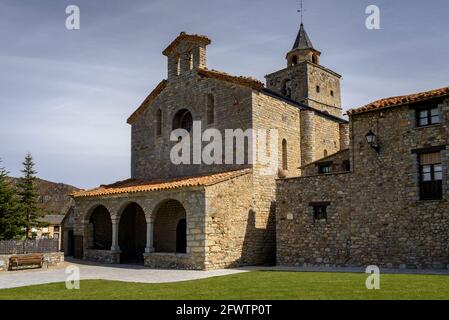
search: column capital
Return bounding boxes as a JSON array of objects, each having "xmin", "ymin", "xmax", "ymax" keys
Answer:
[
  {"xmin": 111, "ymin": 216, "xmax": 120, "ymax": 224},
  {"xmin": 146, "ymin": 216, "xmax": 155, "ymax": 224}
]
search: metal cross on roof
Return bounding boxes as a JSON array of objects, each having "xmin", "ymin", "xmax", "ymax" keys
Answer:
[{"xmin": 297, "ymin": 0, "xmax": 306, "ymax": 24}]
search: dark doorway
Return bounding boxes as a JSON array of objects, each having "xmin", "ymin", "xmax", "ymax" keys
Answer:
[
  {"xmin": 118, "ymin": 203, "xmax": 147, "ymax": 264},
  {"xmin": 74, "ymin": 235, "xmax": 83, "ymax": 259},
  {"xmin": 89, "ymin": 205, "xmax": 112, "ymax": 250},
  {"xmin": 176, "ymin": 219, "xmax": 187, "ymax": 253},
  {"xmin": 66, "ymin": 230, "xmax": 75, "ymax": 257}
]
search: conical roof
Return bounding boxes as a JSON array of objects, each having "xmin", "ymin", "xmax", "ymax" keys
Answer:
[{"xmin": 292, "ymin": 23, "xmax": 315, "ymax": 50}]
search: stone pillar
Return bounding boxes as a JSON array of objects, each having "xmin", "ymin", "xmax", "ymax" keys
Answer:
[
  {"xmin": 111, "ymin": 218, "xmax": 120, "ymax": 251},
  {"xmin": 145, "ymin": 219, "xmax": 155, "ymax": 253}
]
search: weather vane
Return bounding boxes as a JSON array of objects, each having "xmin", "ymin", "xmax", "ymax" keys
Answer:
[{"xmin": 297, "ymin": 0, "xmax": 306, "ymax": 24}]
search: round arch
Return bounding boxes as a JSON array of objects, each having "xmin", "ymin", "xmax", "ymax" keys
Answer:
[
  {"xmin": 87, "ymin": 205, "xmax": 112, "ymax": 251},
  {"xmin": 118, "ymin": 202, "xmax": 147, "ymax": 263},
  {"xmin": 152, "ymin": 199, "xmax": 187, "ymax": 254},
  {"xmin": 172, "ymin": 109, "xmax": 193, "ymax": 132}
]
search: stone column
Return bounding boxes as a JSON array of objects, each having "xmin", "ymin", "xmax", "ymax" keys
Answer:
[
  {"xmin": 145, "ymin": 219, "xmax": 155, "ymax": 253},
  {"xmin": 111, "ymin": 218, "xmax": 120, "ymax": 252}
]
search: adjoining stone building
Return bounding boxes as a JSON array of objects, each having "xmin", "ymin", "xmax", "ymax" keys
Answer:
[
  {"xmin": 277, "ymin": 86, "xmax": 449, "ymax": 269},
  {"xmin": 69, "ymin": 25, "xmax": 349, "ymax": 270}
]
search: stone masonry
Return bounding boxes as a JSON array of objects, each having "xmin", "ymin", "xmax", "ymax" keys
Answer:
[
  {"xmin": 69, "ymin": 26, "xmax": 349, "ymax": 270},
  {"xmin": 277, "ymin": 94, "xmax": 449, "ymax": 269}
]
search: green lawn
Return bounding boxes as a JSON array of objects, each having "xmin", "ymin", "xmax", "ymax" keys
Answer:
[{"xmin": 0, "ymin": 271, "xmax": 448, "ymax": 300}]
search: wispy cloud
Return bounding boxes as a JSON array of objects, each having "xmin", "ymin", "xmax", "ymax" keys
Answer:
[{"xmin": 1, "ymin": 0, "xmax": 448, "ymax": 188}]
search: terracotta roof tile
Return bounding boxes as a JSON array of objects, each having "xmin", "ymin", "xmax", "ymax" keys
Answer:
[
  {"xmin": 198, "ymin": 68, "xmax": 264, "ymax": 90},
  {"xmin": 162, "ymin": 32, "xmax": 211, "ymax": 56},
  {"xmin": 72, "ymin": 169, "xmax": 252, "ymax": 198},
  {"xmin": 127, "ymin": 80, "xmax": 167, "ymax": 124},
  {"xmin": 347, "ymin": 86, "xmax": 449, "ymax": 116}
]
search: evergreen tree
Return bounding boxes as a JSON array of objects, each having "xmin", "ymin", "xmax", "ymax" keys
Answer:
[
  {"xmin": 0, "ymin": 159, "xmax": 23, "ymax": 240},
  {"xmin": 17, "ymin": 153, "xmax": 47, "ymax": 239}
]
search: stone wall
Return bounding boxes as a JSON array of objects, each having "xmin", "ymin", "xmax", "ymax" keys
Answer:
[
  {"xmin": 305, "ymin": 63, "xmax": 342, "ymax": 117},
  {"xmin": 265, "ymin": 61, "xmax": 342, "ymax": 117},
  {"xmin": 311, "ymin": 113, "xmax": 342, "ymax": 161},
  {"xmin": 144, "ymin": 253, "xmax": 196, "ymax": 270},
  {"xmin": 277, "ymin": 173, "xmax": 352, "ymax": 266},
  {"xmin": 266, "ymin": 63, "xmax": 308, "ymax": 105},
  {"xmin": 204, "ymin": 172, "xmax": 257, "ymax": 269},
  {"xmin": 300, "ymin": 110, "xmax": 344, "ymax": 167},
  {"xmin": 84, "ymin": 249, "xmax": 120, "ymax": 264},
  {"xmin": 301, "ymin": 149, "xmax": 350, "ymax": 176},
  {"xmin": 277, "ymin": 98, "xmax": 449, "ymax": 269},
  {"xmin": 252, "ymin": 91, "xmax": 301, "ymax": 177},
  {"xmin": 131, "ymin": 71, "xmax": 253, "ymax": 181}
]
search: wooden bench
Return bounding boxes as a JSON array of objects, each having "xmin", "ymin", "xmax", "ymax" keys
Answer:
[{"xmin": 9, "ymin": 254, "xmax": 44, "ymax": 270}]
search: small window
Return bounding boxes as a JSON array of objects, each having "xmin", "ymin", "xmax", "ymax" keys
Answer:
[
  {"xmin": 188, "ymin": 51, "xmax": 193, "ymax": 70},
  {"xmin": 282, "ymin": 139, "xmax": 288, "ymax": 170},
  {"xmin": 342, "ymin": 160, "xmax": 350, "ymax": 172},
  {"xmin": 318, "ymin": 164, "xmax": 332, "ymax": 174},
  {"xmin": 419, "ymin": 152, "xmax": 443, "ymax": 200},
  {"xmin": 312, "ymin": 54, "xmax": 318, "ymax": 64},
  {"xmin": 206, "ymin": 94, "xmax": 215, "ymax": 125},
  {"xmin": 417, "ymin": 106, "xmax": 440, "ymax": 127},
  {"xmin": 291, "ymin": 55, "xmax": 298, "ymax": 66},
  {"xmin": 54, "ymin": 226, "xmax": 60, "ymax": 232},
  {"xmin": 330, "ymin": 90, "xmax": 334, "ymax": 97},
  {"xmin": 312, "ymin": 204, "xmax": 328, "ymax": 221},
  {"xmin": 176, "ymin": 56, "xmax": 181, "ymax": 76},
  {"xmin": 282, "ymin": 79, "xmax": 292, "ymax": 98},
  {"xmin": 316, "ymin": 86, "xmax": 320, "ymax": 93},
  {"xmin": 156, "ymin": 109, "xmax": 162, "ymax": 136},
  {"xmin": 266, "ymin": 130, "xmax": 271, "ymax": 157}
]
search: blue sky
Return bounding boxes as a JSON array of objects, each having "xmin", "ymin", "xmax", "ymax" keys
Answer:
[{"xmin": 0, "ymin": 0, "xmax": 448, "ymax": 188}]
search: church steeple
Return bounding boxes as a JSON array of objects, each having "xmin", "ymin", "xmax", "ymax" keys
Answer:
[
  {"xmin": 292, "ymin": 23, "xmax": 314, "ymax": 51},
  {"xmin": 286, "ymin": 23, "xmax": 321, "ymax": 67},
  {"xmin": 265, "ymin": 18, "xmax": 343, "ymax": 117}
]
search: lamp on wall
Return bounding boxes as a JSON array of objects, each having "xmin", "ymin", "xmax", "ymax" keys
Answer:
[{"xmin": 365, "ymin": 130, "xmax": 380, "ymax": 154}]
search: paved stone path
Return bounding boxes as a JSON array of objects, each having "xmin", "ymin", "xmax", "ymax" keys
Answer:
[{"xmin": 0, "ymin": 260, "xmax": 248, "ymax": 290}]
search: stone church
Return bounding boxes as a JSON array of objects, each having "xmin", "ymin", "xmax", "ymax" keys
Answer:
[{"xmin": 65, "ymin": 22, "xmax": 448, "ymax": 270}]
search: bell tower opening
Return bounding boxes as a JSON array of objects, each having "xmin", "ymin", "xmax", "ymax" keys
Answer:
[{"xmin": 163, "ymin": 32, "xmax": 211, "ymax": 80}]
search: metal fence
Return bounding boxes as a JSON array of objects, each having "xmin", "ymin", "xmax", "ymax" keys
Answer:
[{"xmin": 0, "ymin": 239, "xmax": 59, "ymax": 255}]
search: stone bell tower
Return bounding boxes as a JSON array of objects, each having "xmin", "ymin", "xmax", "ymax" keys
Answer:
[{"xmin": 265, "ymin": 23, "xmax": 343, "ymax": 117}]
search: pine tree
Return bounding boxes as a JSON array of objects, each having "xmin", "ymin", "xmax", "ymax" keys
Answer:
[
  {"xmin": 17, "ymin": 153, "xmax": 47, "ymax": 239},
  {"xmin": 0, "ymin": 159, "xmax": 23, "ymax": 240}
]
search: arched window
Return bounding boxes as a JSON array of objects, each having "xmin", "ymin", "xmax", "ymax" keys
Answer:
[
  {"xmin": 206, "ymin": 94, "xmax": 215, "ymax": 124},
  {"xmin": 324, "ymin": 149, "xmax": 328, "ymax": 157},
  {"xmin": 291, "ymin": 55, "xmax": 298, "ymax": 66},
  {"xmin": 173, "ymin": 109, "xmax": 193, "ymax": 132},
  {"xmin": 156, "ymin": 109, "xmax": 162, "ymax": 136},
  {"xmin": 188, "ymin": 51, "xmax": 193, "ymax": 70},
  {"xmin": 176, "ymin": 55, "xmax": 181, "ymax": 76},
  {"xmin": 282, "ymin": 139, "xmax": 288, "ymax": 170},
  {"xmin": 282, "ymin": 79, "xmax": 292, "ymax": 98},
  {"xmin": 266, "ymin": 129, "xmax": 271, "ymax": 157}
]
